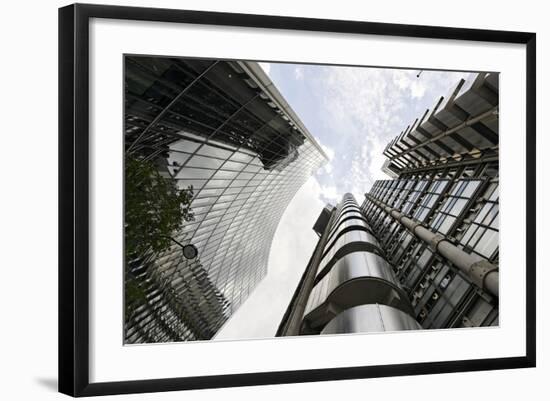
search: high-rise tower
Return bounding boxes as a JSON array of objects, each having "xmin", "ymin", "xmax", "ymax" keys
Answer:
[
  {"xmin": 278, "ymin": 72, "xmax": 499, "ymax": 336},
  {"xmin": 124, "ymin": 56, "xmax": 327, "ymax": 343}
]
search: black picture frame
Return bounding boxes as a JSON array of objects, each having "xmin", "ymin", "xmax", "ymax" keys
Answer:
[{"xmin": 58, "ymin": 3, "xmax": 536, "ymax": 397}]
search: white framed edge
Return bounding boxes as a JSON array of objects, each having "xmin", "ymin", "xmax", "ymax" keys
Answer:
[{"xmin": 57, "ymin": 4, "xmax": 535, "ymax": 395}]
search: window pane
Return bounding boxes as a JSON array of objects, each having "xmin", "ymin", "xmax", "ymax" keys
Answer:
[
  {"xmin": 169, "ymin": 139, "xmax": 201, "ymax": 153},
  {"xmin": 176, "ymin": 167, "xmax": 215, "ymax": 180},
  {"xmin": 186, "ymin": 155, "xmax": 225, "ymax": 169},
  {"xmin": 196, "ymin": 144, "xmax": 234, "ymax": 159}
]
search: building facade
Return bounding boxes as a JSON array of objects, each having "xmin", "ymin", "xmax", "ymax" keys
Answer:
[
  {"xmin": 124, "ymin": 56, "xmax": 327, "ymax": 343},
  {"xmin": 278, "ymin": 72, "xmax": 499, "ymax": 336}
]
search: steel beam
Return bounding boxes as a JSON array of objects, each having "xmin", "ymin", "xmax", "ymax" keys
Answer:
[{"xmin": 390, "ymin": 106, "xmax": 498, "ymax": 161}]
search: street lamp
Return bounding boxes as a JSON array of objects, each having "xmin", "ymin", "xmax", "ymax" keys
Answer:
[
  {"xmin": 163, "ymin": 236, "xmax": 198, "ymax": 259},
  {"xmin": 182, "ymin": 243, "xmax": 198, "ymax": 259}
]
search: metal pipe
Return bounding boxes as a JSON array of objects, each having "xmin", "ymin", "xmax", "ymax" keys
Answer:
[{"xmin": 368, "ymin": 196, "xmax": 499, "ymax": 297}]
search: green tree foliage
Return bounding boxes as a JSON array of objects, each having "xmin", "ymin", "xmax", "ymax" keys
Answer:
[
  {"xmin": 125, "ymin": 156, "xmax": 195, "ymax": 259},
  {"xmin": 124, "ymin": 156, "xmax": 195, "ymax": 317}
]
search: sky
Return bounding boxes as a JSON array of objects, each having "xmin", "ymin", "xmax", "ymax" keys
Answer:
[{"xmin": 215, "ymin": 62, "xmax": 468, "ymax": 340}]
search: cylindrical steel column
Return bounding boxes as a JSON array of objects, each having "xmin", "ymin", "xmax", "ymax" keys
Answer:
[
  {"xmin": 299, "ymin": 194, "xmax": 418, "ymax": 334},
  {"xmin": 321, "ymin": 304, "xmax": 422, "ymax": 335}
]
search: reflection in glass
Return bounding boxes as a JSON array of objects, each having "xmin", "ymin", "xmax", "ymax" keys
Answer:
[{"xmin": 124, "ymin": 55, "xmax": 326, "ymax": 343}]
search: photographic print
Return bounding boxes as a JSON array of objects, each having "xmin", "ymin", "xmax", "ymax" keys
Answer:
[
  {"xmin": 59, "ymin": 4, "xmax": 536, "ymax": 395},
  {"xmin": 123, "ymin": 55, "xmax": 499, "ymax": 344}
]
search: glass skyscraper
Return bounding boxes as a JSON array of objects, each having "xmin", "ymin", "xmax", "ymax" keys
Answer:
[
  {"xmin": 278, "ymin": 72, "xmax": 499, "ymax": 336},
  {"xmin": 124, "ymin": 56, "xmax": 327, "ymax": 343}
]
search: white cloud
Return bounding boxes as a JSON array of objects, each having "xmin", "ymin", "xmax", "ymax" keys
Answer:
[
  {"xmin": 318, "ymin": 141, "xmax": 335, "ymax": 175},
  {"xmin": 319, "ymin": 183, "xmax": 340, "ymax": 204},
  {"xmin": 410, "ymin": 81, "xmax": 427, "ymax": 98},
  {"xmin": 392, "ymin": 70, "xmax": 427, "ymax": 98},
  {"xmin": 259, "ymin": 62, "xmax": 271, "ymax": 76},
  {"xmin": 215, "ymin": 176, "xmax": 324, "ymax": 339},
  {"xmin": 315, "ymin": 65, "xmax": 466, "ymax": 201},
  {"xmin": 320, "ymin": 142, "xmax": 335, "ymax": 161},
  {"xmin": 294, "ymin": 67, "xmax": 304, "ymax": 80}
]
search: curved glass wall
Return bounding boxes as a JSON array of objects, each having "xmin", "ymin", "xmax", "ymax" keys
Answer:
[{"xmin": 124, "ymin": 56, "xmax": 327, "ymax": 343}]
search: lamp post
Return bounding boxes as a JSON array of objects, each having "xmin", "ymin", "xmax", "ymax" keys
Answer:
[{"xmin": 163, "ymin": 236, "xmax": 198, "ymax": 260}]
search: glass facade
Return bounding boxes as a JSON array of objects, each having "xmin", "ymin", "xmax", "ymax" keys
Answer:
[
  {"xmin": 362, "ymin": 72, "xmax": 499, "ymax": 329},
  {"xmin": 362, "ymin": 176, "xmax": 499, "ymax": 329},
  {"xmin": 124, "ymin": 56, "xmax": 327, "ymax": 343}
]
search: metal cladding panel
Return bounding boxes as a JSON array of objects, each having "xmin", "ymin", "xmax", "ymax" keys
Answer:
[
  {"xmin": 433, "ymin": 79, "xmax": 467, "ymax": 127},
  {"xmin": 456, "ymin": 126, "xmax": 495, "ymax": 148},
  {"xmin": 321, "ymin": 304, "xmax": 422, "ymax": 334},
  {"xmin": 324, "ymin": 217, "xmax": 371, "ymax": 254},
  {"xmin": 331, "ymin": 210, "xmax": 364, "ymax": 228},
  {"xmin": 317, "ymin": 230, "xmax": 382, "ymax": 276},
  {"xmin": 454, "ymin": 73, "xmax": 497, "ymax": 114},
  {"xmin": 419, "ymin": 104, "xmax": 445, "ymax": 137},
  {"xmin": 304, "ymin": 250, "xmax": 410, "ymax": 319},
  {"xmin": 455, "ymin": 73, "xmax": 480, "ymax": 101}
]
